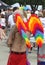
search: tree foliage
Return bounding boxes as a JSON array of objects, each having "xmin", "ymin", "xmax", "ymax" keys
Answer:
[{"xmin": 1, "ymin": 0, "xmax": 45, "ymax": 8}]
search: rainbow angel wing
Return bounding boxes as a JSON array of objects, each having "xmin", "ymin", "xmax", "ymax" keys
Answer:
[
  {"xmin": 28, "ymin": 14, "xmax": 44, "ymax": 47},
  {"xmin": 15, "ymin": 14, "xmax": 31, "ymax": 48},
  {"xmin": 14, "ymin": 13, "xmax": 44, "ymax": 48}
]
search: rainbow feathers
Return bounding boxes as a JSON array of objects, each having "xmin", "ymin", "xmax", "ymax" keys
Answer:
[
  {"xmin": 21, "ymin": 30, "xmax": 31, "ymax": 48},
  {"xmin": 15, "ymin": 14, "xmax": 31, "ymax": 48},
  {"xmin": 28, "ymin": 14, "xmax": 44, "ymax": 47},
  {"xmin": 14, "ymin": 13, "xmax": 44, "ymax": 48}
]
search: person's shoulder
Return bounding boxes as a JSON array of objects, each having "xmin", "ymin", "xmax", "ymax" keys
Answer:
[
  {"xmin": 11, "ymin": 25, "xmax": 17, "ymax": 31},
  {"xmin": 10, "ymin": 25, "xmax": 18, "ymax": 36},
  {"xmin": 8, "ymin": 14, "xmax": 12, "ymax": 18},
  {"xmin": 11, "ymin": 25, "xmax": 15, "ymax": 30}
]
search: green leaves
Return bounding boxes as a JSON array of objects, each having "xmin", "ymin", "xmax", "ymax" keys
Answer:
[{"xmin": 1, "ymin": 0, "xmax": 45, "ymax": 8}]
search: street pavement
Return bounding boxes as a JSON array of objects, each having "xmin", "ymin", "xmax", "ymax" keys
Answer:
[{"xmin": 0, "ymin": 33, "xmax": 37, "ymax": 65}]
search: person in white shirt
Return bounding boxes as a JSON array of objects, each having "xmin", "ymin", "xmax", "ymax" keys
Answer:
[
  {"xmin": 8, "ymin": 14, "xmax": 15, "ymax": 28},
  {"xmin": 8, "ymin": 7, "xmax": 19, "ymax": 28},
  {"xmin": 0, "ymin": 14, "xmax": 6, "ymax": 33},
  {"xmin": 1, "ymin": 17, "xmax": 6, "ymax": 28}
]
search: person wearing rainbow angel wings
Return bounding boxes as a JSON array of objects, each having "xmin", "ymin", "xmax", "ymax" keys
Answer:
[
  {"xmin": 7, "ymin": 9, "xmax": 44, "ymax": 65},
  {"xmin": 7, "ymin": 9, "xmax": 31, "ymax": 65}
]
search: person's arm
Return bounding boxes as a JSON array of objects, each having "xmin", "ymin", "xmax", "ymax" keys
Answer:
[
  {"xmin": 26, "ymin": 31, "xmax": 31, "ymax": 39},
  {"xmin": 7, "ymin": 25, "xmax": 15, "ymax": 47},
  {"xmin": 0, "ymin": 28, "xmax": 6, "ymax": 39}
]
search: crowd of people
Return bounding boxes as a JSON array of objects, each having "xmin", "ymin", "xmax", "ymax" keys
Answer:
[{"xmin": 0, "ymin": 6, "xmax": 45, "ymax": 65}]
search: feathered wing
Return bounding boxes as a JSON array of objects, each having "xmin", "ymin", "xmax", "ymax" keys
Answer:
[
  {"xmin": 15, "ymin": 14, "xmax": 31, "ymax": 48},
  {"xmin": 28, "ymin": 14, "xmax": 44, "ymax": 47}
]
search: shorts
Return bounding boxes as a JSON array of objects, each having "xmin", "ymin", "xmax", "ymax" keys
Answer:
[{"xmin": 7, "ymin": 51, "xmax": 27, "ymax": 65}]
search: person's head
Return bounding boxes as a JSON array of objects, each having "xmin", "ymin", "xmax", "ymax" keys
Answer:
[
  {"xmin": 35, "ymin": 10, "xmax": 43, "ymax": 17},
  {"xmin": 13, "ymin": 7, "xmax": 19, "ymax": 12},
  {"xmin": 0, "ymin": 13, "xmax": 5, "ymax": 18},
  {"xmin": 13, "ymin": 9, "xmax": 26, "ymax": 23},
  {"xmin": 43, "ymin": 10, "xmax": 45, "ymax": 17}
]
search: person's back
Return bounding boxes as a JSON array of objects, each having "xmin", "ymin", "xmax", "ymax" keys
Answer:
[
  {"xmin": 7, "ymin": 25, "xmax": 27, "ymax": 65},
  {"xmin": 7, "ymin": 9, "xmax": 30, "ymax": 65},
  {"xmin": 7, "ymin": 25, "xmax": 27, "ymax": 52}
]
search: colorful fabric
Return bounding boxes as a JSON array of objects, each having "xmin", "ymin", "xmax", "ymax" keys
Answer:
[
  {"xmin": 7, "ymin": 51, "xmax": 27, "ymax": 65},
  {"xmin": 14, "ymin": 14, "xmax": 31, "ymax": 48},
  {"xmin": 14, "ymin": 12, "xmax": 44, "ymax": 48},
  {"xmin": 38, "ymin": 61, "xmax": 45, "ymax": 65},
  {"xmin": 28, "ymin": 14, "xmax": 44, "ymax": 47}
]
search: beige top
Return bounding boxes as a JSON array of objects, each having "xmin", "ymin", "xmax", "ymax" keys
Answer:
[{"xmin": 7, "ymin": 25, "xmax": 27, "ymax": 52}]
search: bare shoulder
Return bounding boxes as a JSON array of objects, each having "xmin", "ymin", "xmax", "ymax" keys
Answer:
[{"xmin": 10, "ymin": 25, "xmax": 17, "ymax": 34}]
